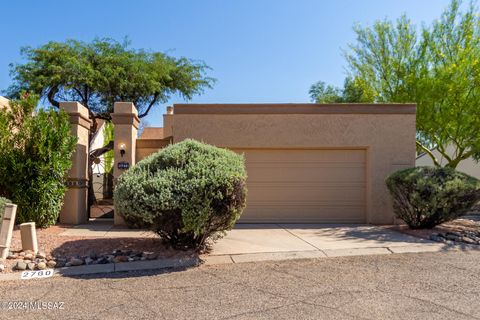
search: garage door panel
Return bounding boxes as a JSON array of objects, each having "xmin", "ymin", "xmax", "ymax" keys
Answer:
[
  {"xmin": 232, "ymin": 149, "xmax": 366, "ymax": 223},
  {"xmin": 246, "ymin": 167, "xmax": 365, "ymax": 183},
  {"xmin": 247, "ymin": 185, "xmax": 365, "ymax": 202},
  {"xmin": 242, "ymin": 206, "xmax": 365, "ymax": 223}
]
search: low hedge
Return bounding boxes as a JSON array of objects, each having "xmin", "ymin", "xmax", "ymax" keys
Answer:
[
  {"xmin": 386, "ymin": 166, "xmax": 480, "ymax": 229},
  {"xmin": 114, "ymin": 139, "xmax": 247, "ymax": 250}
]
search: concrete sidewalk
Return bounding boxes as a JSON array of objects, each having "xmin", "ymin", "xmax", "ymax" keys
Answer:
[
  {"xmin": 59, "ymin": 220, "xmax": 156, "ymax": 238},
  {"xmin": 60, "ymin": 222, "xmax": 452, "ymax": 265}
]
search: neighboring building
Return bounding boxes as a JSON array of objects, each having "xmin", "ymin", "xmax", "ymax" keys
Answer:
[
  {"xmin": 140, "ymin": 127, "xmax": 164, "ymax": 139},
  {"xmin": 0, "ymin": 96, "xmax": 10, "ymax": 110},
  {"xmin": 416, "ymin": 144, "xmax": 480, "ymax": 179},
  {"xmin": 136, "ymin": 103, "xmax": 417, "ymax": 225}
]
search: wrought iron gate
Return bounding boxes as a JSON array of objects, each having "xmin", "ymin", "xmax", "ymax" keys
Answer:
[{"xmin": 88, "ymin": 142, "xmax": 114, "ymax": 219}]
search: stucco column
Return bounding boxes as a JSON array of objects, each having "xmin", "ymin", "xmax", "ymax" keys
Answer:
[
  {"xmin": 111, "ymin": 102, "xmax": 139, "ymax": 225},
  {"xmin": 59, "ymin": 102, "xmax": 91, "ymax": 224}
]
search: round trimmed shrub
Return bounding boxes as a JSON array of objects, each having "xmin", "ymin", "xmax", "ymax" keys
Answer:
[
  {"xmin": 386, "ymin": 166, "xmax": 480, "ymax": 229},
  {"xmin": 114, "ymin": 139, "xmax": 247, "ymax": 250}
]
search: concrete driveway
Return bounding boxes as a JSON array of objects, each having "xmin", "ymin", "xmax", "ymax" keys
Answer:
[{"xmin": 207, "ymin": 224, "xmax": 444, "ymax": 263}]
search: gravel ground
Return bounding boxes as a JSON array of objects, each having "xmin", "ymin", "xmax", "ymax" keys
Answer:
[
  {"xmin": 0, "ymin": 250, "xmax": 479, "ymax": 319},
  {"xmin": 2, "ymin": 225, "xmax": 195, "ymax": 273}
]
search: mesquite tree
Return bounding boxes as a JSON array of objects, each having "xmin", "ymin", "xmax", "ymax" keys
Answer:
[{"xmin": 7, "ymin": 38, "xmax": 214, "ymax": 139}]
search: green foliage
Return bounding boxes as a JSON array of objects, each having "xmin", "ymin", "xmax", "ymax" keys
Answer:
[
  {"xmin": 114, "ymin": 139, "xmax": 247, "ymax": 250},
  {"xmin": 386, "ymin": 166, "xmax": 480, "ymax": 229},
  {"xmin": 102, "ymin": 122, "xmax": 114, "ymax": 173},
  {"xmin": 311, "ymin": 0, "xmax": 480, "ymax": 168},
  {"xmin": 0, "ymin": 94, "xmax": 77, "ymax": 227},
  {"xmin": 0, "ymin": 197, "xmax": 10, "ymax": 221},
  {"xmin": 309, "ymin": 77, "xmax": 372, "ymax": 103},
  {"xmin": 7, "ymin": 38, "xmax": 214, "ymax": 119}
]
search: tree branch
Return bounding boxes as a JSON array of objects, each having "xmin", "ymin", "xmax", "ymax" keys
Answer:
[
  {"xmin": 446, "ymin": 149, "xmax": 475, "ymax": 169},
  {"xmin": 47, "ymin": 86, "xmax": 60, "ymax": 108},
  {"xmin": 416, "ymin": 140, "xmax": 441, "ymax": 167},
  {"xmin": 138, "ymin": 93, "xmax": 159, "ymax": 118}
]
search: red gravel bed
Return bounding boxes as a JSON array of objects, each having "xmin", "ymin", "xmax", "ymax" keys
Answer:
[{"xmin": 2, "ymin": 224, "xmax": 196, "ymax": 273}]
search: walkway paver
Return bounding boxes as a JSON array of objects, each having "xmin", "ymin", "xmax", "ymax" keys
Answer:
[{"xmin": 59, "ymin": 221, "xmax": 156, "ymax": 238}]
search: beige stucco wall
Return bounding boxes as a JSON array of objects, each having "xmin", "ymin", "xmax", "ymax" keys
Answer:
[
  {"xmin": 170, "ymin": 104, "xmax": 416, "ymax": 224},
  {"xmin": 136, "ymin": 139, "xmax": 170, "ymax": 162}
]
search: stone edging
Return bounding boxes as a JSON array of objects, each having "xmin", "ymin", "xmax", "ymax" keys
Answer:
[{"xmin": 0, "ymin": 256, "xmax": 200, "ymax": 281}]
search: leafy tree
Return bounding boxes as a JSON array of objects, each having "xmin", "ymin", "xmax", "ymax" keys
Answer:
[
  {"xmin": 309, "ymin": 81, "xmax": 343, "ymax": 103},
  {"xmin": 7, "ymin": 38, "xmax": 214, "ymax": 136},
  {"xmin": 0, "ymin": 94, "xmax": 76, "ymax": 227},
  {"xmin": 309, "ymin": 77, "xmax": 371, "ymax": 103},
  {"xmin": 102, "ymin": 122, "xmax": 114, "ymax": 173},
  {"xmin": 311, "ymin": 0, "xmax": 480, "ymax": 168}
]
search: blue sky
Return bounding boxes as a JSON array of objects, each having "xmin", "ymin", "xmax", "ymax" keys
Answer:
[{"xmin": 0, "ymin": 0, "xmax": 451, "ymax": 126}]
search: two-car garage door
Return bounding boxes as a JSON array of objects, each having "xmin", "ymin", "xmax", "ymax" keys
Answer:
[{"xmin": 235, "ymin": 149, "xmax": 366, "ymax": 223}]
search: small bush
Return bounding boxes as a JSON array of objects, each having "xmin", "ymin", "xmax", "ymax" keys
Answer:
[
  {"xmin": 386, "ymin": 166, "xmax": 480, "ymax": 229},
  {"xmin": 0, "ymin": 197, "xmax": 10, "ymax": 221},
  {"xmin": 114, "ymin": 139, "xmax": 247, "ymax": 250},
  {"xmin": 0, "ymin": 94, "xmax": 76, "ymax": 227}
]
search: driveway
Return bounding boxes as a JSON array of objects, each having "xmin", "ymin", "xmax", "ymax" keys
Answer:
[
  {"xmin": 207, "ymin": 224, "xmax": 444, "ymax": 263},
  {"xmin": 1, "ymin": 251, "xmax": 479, "ymax": 319}
]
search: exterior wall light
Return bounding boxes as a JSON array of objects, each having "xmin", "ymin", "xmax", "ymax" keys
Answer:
[{"xmin": 119, "ymin": 143, "xmax": 126, "ymax": 158}]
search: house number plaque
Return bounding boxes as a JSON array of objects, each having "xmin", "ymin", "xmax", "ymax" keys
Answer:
[{"xmin": 117, "ymin": 162, "xmax": 130, "ymax": 170}]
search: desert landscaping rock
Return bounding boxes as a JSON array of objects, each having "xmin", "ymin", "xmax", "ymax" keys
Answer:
[
  {"xmin": 27, "ymin": 262, "xmax": 35, "ymax": 270},
  {"xmin": 46, "ymin": 260, "xmax": 56, "ymax": 268},
  {"xmin": 36, "ymin": 252, "xmax": 46, "ymax": 259},
  {"xmin": 15, "ymin": 261, "xmax": 27, "ymax": 270},
  {"xmin": 37, "ymin": 262, "xmax": 47, "ymax": 270},
  {"xmin": 24, "ymin": 253, "xmax": 34, "ymax": 260},
  {"xmin": 113, "ymin": 255, "xmax": 128, "ymax": 263},
  {"xmin": 0, "ymin": 264, "xmax": 4, "ymax": 272},
  {"xmin": 430, "ymin": 231, "xmax": 480, "ymax": 245},
  {"xmin": 69, "ymin": 258, "xmax": 84, "ymax": 266},
  {"xmin": 88, "ymin": 251, "xmax": 98, "ymax": 260},
  {"xmin": 7, "ymin": 252, "xmax": 17, "ymax": 259}
]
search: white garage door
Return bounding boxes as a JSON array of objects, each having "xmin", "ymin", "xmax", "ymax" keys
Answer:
[{"xmin": 235, "ymin": 149, "xmax": 366, "ymax": 223}]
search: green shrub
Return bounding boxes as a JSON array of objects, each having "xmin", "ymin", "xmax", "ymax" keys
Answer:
[
  {"xmin": 0, "ymin": 94, "xmax": 76, "ymax": 227},
  {"xmin": 114, "ymin": 139, "xmax": 247, "ymax": 250},
  {"xmin": 0, "ymin": 197, "xmax": 10, "ymax": 221},
  {"xmin": 386, "ymin": 166, "xmax": 480, "ymax": 229}
]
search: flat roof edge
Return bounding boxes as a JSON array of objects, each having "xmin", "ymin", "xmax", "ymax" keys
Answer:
[{"xmin": 173, "ymin": 103, "xmax": 416, "ymax": 115}]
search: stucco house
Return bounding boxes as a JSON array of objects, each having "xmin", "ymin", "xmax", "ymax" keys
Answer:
[{"xmin": 135, "ymin": 103, "xmax": 417, "ymax": 225}]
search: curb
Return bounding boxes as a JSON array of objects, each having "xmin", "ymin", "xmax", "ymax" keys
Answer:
[
  {"xmin": 0, "ymin": 256, "xmax": 200, "ymax": 281},
  {"xmin": 202, "ymin": 243, "xmax": 480, "ymax": 265},
  {"xmin": 1, "ymin": 243, "xmax": 479, "ymax": 281}
]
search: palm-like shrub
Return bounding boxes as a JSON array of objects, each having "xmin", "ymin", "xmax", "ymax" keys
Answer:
[
  {"xmin": 386, "ymin": 166, "xmax": 480, "ymax": 229},
  {"xmin": 114, "ymin": 139, "xmax": 247, "ymax": 250}
]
